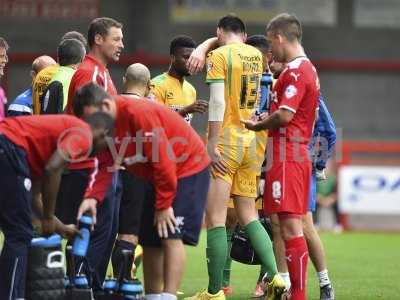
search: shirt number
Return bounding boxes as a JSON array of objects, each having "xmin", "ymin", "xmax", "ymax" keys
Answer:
[
  {"xmin": 240, "ymin": 74, "xmax": 260, "ymax": 109},
  {"xmin": 272, "ymin": 181, "xmax": 282, "ymax": 199}
]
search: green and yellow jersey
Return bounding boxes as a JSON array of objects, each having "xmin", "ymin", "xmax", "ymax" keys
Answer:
[
  {"xmin": 151, "ymin": 72, "xmax": 196, "ymax": 123},
  {"xmin": 206, "ymin": 42, "xmax": 263, "ymax": 146}
]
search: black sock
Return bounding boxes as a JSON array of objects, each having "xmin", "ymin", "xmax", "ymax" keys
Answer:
[{"xmin": 111, "ymin": 239, "xmax": 136, "ymax": 280}]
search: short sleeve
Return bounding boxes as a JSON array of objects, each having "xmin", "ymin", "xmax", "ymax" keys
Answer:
[
  {"xmin": 206, "ymin": 50, "xmax": 225, "ymax": 84},
  {"xmin": 58, "ymin": 124, "xmax": 93, "ymax": 161},
  {"xmin": 278, "ymin": 70, "xmax": 306, "ymax": 114},
  {"xmin": 151, "ymin": 83, "xmax": 166, "ymax": 104}
]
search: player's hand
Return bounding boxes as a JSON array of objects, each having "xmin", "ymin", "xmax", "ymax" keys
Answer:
[
  {"xmin": 184, "ymin": 100, "xmax": 209, "ymax": 114},
  {"xmin": 77, "ymin": 198, "xmax": 97, "ymax": 230},
  {"xmin": 209, "ymin": 147, "xmax": 228, "ymax": 176},
  {"xmin": 258, "ymin": 179, "xmax": 265, "ymax": 197},
  {"xmin": 187, "ymin": 46, "xmax": 207, "ymax": 74},
  {"xmin": 316, "ymin": 168, "xmax": 327, "ymax": 181},
  {"xmin": 56, "ymin": 223, "xmax": 81, "ymax": 240},
  {"xmin": 154, "ymin": 207, "xmax": 177, "ymax": 238},
  {"xmin": 240, "ymin": 119, "xmax": 259, "ymax": 131},
  {"xmin": 41, "ymin": 217, "xmax": 57, "ymax": 237}
]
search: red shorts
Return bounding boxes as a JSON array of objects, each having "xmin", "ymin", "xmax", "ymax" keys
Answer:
[{"xmin": 263, "ymin": 160, "xmax": 311, "ymax": 215}]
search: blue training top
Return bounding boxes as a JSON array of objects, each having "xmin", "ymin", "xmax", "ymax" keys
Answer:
[
  {"xmin": 309, "ymin": 95, "xmax": 336, "ymax": 170},
  {"xmin": 8, "ymin": 88, "xmax": 33, "ymax": 116}
]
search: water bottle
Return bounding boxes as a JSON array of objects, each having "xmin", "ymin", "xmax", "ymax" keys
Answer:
[
  {"xmin": 258, "ymin": 72, "xmax": 273, "ymax": 114},
  {"xmin": 103, "ymin": 278, "xmax": 118, "ymax": 294},
  {"xmin": 73, "ymin": 214, "xmax": 93, "ymax": 257},
  {"xmin": 26, "ymin": 234, "xmax": 66, "ymax": 300},
  {"xmin": 119, "ymin": 279, "xmax": 144, "ymax": 299},
  {"xmin": 119, "ymin": 250, "xmax": 144, "ymax": 299}
]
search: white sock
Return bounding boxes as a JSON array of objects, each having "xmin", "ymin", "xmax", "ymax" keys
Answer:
[
  {"xmin": 161, "ymin": 292, "xmax": 177, "ymax": 300},
  {"xmin": 145, "ymin": 294, "xmax": 162, "ymax": 300},
  {"xmin": 279, "ymin": 272, "xmax": 291, "ymax": 290},
  {"xmin": 317, "ymin": 269, "xmax": 331, "ymax": 287}
]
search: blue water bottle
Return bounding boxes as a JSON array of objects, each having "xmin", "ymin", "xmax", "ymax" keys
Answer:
[
  {"xmin": 258, "ymin": 72, "xmax": 273, "ymax": 114},
  {"xmin": 72, "ymin": 214, "xmax": 93, "ymax": 257}
]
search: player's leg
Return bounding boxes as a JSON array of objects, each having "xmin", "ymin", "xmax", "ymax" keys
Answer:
[
  {"xmin": 162, "ymin": 166, "xmax": 209, "ymax": 299},
  {"xmin": 143, "ymin": 247, "xmax": 164, "ymax": 295},
  {"xmin": 233, "ymin": 196, "xmax": 278, "ymax": 280},
  {"xmin": 112, "ymin": 170, "xmax": 146, "ymax": 279},
  {"xmin": 303, "ymin": 172, "xmax": 334, "ymax": 299},
  {"xmin": 85, "ymin": 171, "xmax": 120, "ymax": 289},
  {"xmin": 0, "ymin": 136, "xmax": 34, "ymax": 299},
  {"xmin": 270, "ymin": 213, "xmax": 291, "ymax": 291},
  {"xmin": 139, "ymin": 184, "xmax": 164, "ymax": 297},
  {"xmin": 222, "ymin": 205, "xmax": 237, "ymax": 294},
  {"xmin": 203, "ymin": 176, "xmax": 230, "ymax": 295},
  {"xmin": 162, "ymin": 239, "xmax": 186, "ymax": 297},
  {"xmin": 232, "ymin": 147, "xmax": 279, "ymax": 283},
  {"xmin": 278, "ymin": 215, "xmax": 308, "ymax": 300}
]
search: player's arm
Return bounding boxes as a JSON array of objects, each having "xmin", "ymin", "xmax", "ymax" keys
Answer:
[
  {"xmin": 31, "ymin": 180, "xmax": 80, "ymax": 239},
  {"xmin": 40, "ymin": 150, "xmax": 69, "ymax": 236},
  {"xmin": 242, "ymin": 108, "xmax": 294, "ymax": 131},
  {"xmin": 187, "ymin": 37, "xmax": 219, "ymax": 74},
  {"xmin": 179, "ymin": 89, "xmax": 208, "ymax": 115},
  {"xmin": 242, "ymin": 71, "xmax": 306, "ymax": 131},
  {"xmin": 314, "ymin": 96, "xmax": 336, "ymax": 173},
  {"xmin": 139, "ymin": 118, "xmax": 178, "ymax": 239},
  {"xmin": 78, "ymin": 152, "xmax": 115, "ymax": 227},
  {"xmin": 208, "ymin": 82, "xmax": 227, "ymax": 174}
]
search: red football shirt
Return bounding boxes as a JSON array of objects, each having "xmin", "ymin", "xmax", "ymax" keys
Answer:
[
  {"xmin": 268, "ymin": 57, "xmax": 320, "ymax": 161},
  {"xmin": 0, "ymin": 115, "xmax": 92, "ymax": 178},
  {"xmin": 65, "ymin": 54, "xmax": 117, "ymax": 179},
  {"xmin": 85, "ymin": 96, "xmax": 210, "ymax": 209},
  {"xmin": 66, "ymin": 54, "xmax": 117, "ymax": 115}
]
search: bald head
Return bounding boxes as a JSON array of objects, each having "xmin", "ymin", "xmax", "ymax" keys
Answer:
[
  {"xmin": 31, "ymin": 55, "xmax": 57, "ymax": 79},
  {"xmin": 124, "ymin": 63, "xmax": 151, "ymax": 86},
  {"xmin": 123, "ymin": 63, "xmax": 151, "ymax": 96}
]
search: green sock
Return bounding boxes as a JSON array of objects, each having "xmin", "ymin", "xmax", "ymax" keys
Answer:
[
  {"xmin": 222, "ymin": 228, "xmax": 234, "ymax": 287},
  {"xmin": 258, "ymin": 265, "xmax": 268, "ymax": 283},
  {"xmin": 245, "ymin": 220, "xmax": 278, "ymax": 281},
  {"xmin": 207, "ymin": 226, "xmax": 227, "ymax": 294}
]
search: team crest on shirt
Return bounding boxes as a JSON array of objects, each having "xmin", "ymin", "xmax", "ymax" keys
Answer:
[
  {"xmin": 166, "ymin": 91, "xmax": 174, "ymax": 100},
  {"xmin": 284, "ymin": 85, "xmax": 297, "ymax": 99},
  {"xmin": 207, "ymin": 61, "xmax": 213, "ymax": 72}
]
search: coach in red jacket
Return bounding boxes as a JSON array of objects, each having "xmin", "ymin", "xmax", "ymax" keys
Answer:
[
  {"xmin": 74, "ymin": 82, "xmax": 210, "ymax": 298},
  {"xmin": 0, "ymin": 113, "xmax": 113, "ymax": 299}
]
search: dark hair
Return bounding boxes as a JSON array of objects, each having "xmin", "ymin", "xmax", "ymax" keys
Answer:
[
  {"xmin": 57, "ymin": 39, "xmax": 86, "ymax": 66},
  {"xmin": 88, "ymin": 17, "xmax": 123, "ymax": 48},
  {"xmin": 85, "ymin": 111, "xmax": 114, "ymax": 136},
  {"xmin": 217, "ymin": 14, "xmax": 246, "ymax": 34},
  {"xmin": 169, "ymin": 35, "xmax": 196, "ymax": 55},
  {"xmin": 61, "ymin": 31, "xmax": 88, "ymax": 48},
  {"xmin": 0, "ymin": 37, "xmax": 9, "ymax": 50},
  {"xmin": 246, "ymin": 35, "xmax": 269, "ymax": 50},
  {"xmin": 73, "ymin": 82, "xmax": 112, "ymax": 117},
  {"xmin": 266, "ymin": 13, "xmax": 302, "ymax": 42}
]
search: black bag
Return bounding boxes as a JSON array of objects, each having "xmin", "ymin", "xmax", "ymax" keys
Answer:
[{"xmin": 230, "ymin": 218, "xmax": 273, "ymax": 265}]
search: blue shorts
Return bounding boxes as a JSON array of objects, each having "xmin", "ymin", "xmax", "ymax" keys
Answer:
[
  {"xmin": 308, "ymin": 170, "xmax": 317, "ymax": 212},
  {"xmin": 139, "ymin": 166, "xmax": 210, "ymax": 247}
]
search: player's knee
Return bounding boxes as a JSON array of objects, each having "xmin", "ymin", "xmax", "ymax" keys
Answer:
[{"xmin": 225, "ymin": 208, "xmax": 238, "ymax": 229}]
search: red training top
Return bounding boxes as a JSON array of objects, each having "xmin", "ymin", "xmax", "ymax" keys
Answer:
[
  {"xmin": 0, "ymin": 115, "xmax": 92, "ymax": 178},
  {"xmin": 269, "ymin": 56, "xmax": 320, "ymax": 162},
  {"xmin": 85, "ymin": 96, "xmax": 210, "ymax": 209},
  {"xmin": 65, "ymin": 54, "xmax": 117, "ymax": 197}
]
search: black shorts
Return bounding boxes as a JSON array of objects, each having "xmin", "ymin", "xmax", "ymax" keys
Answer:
[
  {"xmin": 139, "ymin": 166, "xmax": 210, "ymax": 247},
  {"xmin": 55, "ymin": 169, "xmax": 90, "ymax": 225},
  {"xmin": 118, "ymin": 169, "xmax": 147, "ymax": 235}
]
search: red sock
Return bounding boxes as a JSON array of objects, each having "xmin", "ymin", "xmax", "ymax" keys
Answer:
[{"xmin": 285, "ymin": 236, "xmax": 308, "ymax": 300}]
